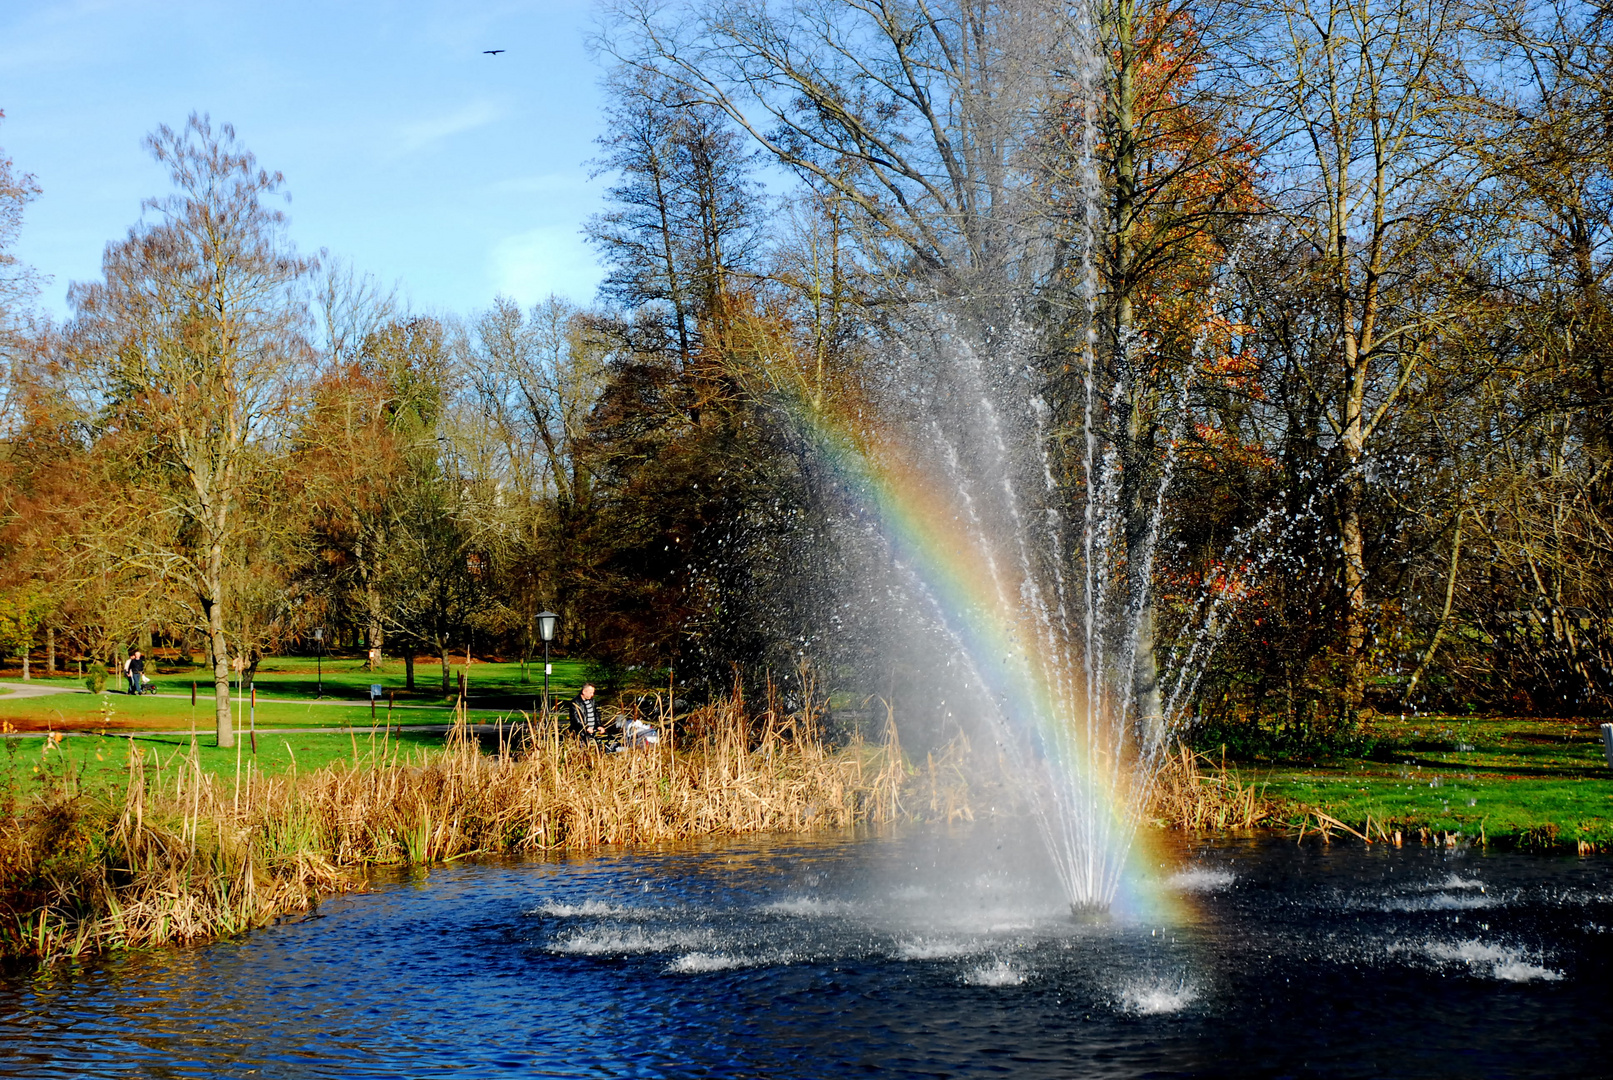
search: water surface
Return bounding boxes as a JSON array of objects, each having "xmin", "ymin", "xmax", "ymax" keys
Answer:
[{"xmin": 1, "ymin": 826, "xmax": 1609, "ymax": 1078}]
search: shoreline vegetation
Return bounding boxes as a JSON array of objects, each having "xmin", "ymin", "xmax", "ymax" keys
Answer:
[
  {"xmin": 2, "ymin": 693, "xmax": 911, "ymax": 965},
  {"xmin": 0, "ymin": 691, "xmax": 1605, "ymax": 966}
]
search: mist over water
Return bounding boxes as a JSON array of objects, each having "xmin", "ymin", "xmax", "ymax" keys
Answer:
[{"xmin": 1, "ymin": 828, "xmax": 1606, "ymax": 1078}]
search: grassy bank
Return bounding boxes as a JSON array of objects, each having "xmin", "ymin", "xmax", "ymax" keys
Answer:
[
  {"xmin": 1198, "ymin": 713, "xmax": 1613, "ymax": 849},
  {"xmin": 0, "ymin": 697, "xmax": 909, "ymax": 964}
]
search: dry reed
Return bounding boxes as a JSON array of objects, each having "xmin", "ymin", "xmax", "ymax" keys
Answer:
[
  {"xmin": 1147, "ymin": 743, "xmax": 1274, "ymax": 830},
  {"xmin": 0, "ymin": 693, "xmax": 907, "ymax": 964}
]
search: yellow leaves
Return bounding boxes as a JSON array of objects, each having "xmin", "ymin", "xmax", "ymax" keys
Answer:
[{"xmin": 1185, "ymin": 420, "xmax": 1277, "ymax": 474}]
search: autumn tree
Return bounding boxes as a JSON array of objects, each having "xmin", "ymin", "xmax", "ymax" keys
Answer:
[
  {"xmin": 66, "ymin": 114, "xmax": 312, "ymax": 746},
  {"xmin": 1034, "ymin": 0, "xmax": 1263, "ymax": 729}
]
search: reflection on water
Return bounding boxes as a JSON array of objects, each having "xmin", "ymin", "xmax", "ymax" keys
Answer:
[{"xmin": 1, "ymin": 825, "xmax": 1609, "ymax": 1078}]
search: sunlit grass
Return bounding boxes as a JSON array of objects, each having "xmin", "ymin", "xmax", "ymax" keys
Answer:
[{"xmin": 1244, "ymin": 715, "xmax": 1613, "ymax": 846}]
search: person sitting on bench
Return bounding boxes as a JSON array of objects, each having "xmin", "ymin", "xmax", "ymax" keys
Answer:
[{"xmin": 566, "ymin": 684, "xmax": 612, "ymax": 747}]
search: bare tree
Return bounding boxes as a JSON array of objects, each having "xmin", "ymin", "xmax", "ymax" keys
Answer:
[
  {"xmin": 1232, "ymin": 0, "xmax": 1484, "ymax": 716},
  {"xmin": 0, "ymin": 112, "xmax": 43, "ymax": 428},
  {"xmin": 471, "ymin": 296, "xmax": 607, "ymax": 665}
]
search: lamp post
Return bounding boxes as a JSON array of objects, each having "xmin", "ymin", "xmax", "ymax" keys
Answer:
[
  {"xmin": 313, "ymin": 627, "xmax": 324, "ymax": 699},
  {"xmin": 536, "ymin": 611, "xmax": 558, "ymax": 718}
]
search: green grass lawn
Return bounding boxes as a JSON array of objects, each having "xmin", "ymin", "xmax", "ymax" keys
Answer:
[
  {"xmin": 6, "ymin": 725, "xmax": 503, "ymax": 795},
  {"xmin": 184, "ymin": 655, "xmax": 597, "ymax": 704},
  {"xmin": 0, "ymin": 655, "xmax": 605, "ymax": 731},
  {"xmin": 1230, "ymin": 714, "xmax": 1613, "ymax": 845},
  {"xmin": 29, "ymin": 655, "xmax": 596, "ymax": 702},
  {"xmin": 0, "ymin": 689, "xmax": 517, "ymax": 731}
]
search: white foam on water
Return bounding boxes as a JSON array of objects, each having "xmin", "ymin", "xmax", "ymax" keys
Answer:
[
  {"xmin": 1165, "ymin": 868, "xmax": 1235, "ymax": 893},
  {"xmin": 549, "ymin": 927, "xmax": 710, "ymax": 956},
  {"xmin": 1435, "ymin": 875, "xmax": 1486, "ymax": 891},
  {"xmin": 1422, "ymin": 939, "xmax": 1563, "ymax": 982},
  {"xmin": 529, "ymin": 901, "xmax": 637, "ymax": 918},
  {"xmin": 759, "ymin": 897, "xmax": 856, "ymax": 917},
  {"xmin": 665, "ymin": 951, "xmax": 786, "ymax": 974},
  {"xmin": 1383, "ymin": 892, "xmax": 1495, "ymax": 912},
  {"xmin": 1492, "ymin": 959, "xmax": 1563, "ymax": 983},
  {"xmin": 1119, "ymin": 980, "xmax": 1199, "ymax": 1015},
  {"xmin": 896, "ymin": 938, "xmax": 984, "ymax": 960},
  {"xmin": 1425, "ymin": 939, "xmax": 1509, "ymax": 964},
  {"xmin": 962, "ymin": 959, "xmax": 1026, "ymax": 987}
]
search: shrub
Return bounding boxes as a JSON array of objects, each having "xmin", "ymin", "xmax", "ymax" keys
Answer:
[{"xmin": 84, "ymin": 663, "xmax": 107, "ymax": 694}]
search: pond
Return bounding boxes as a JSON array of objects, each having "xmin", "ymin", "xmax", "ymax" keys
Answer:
[{"xmin": 1, "ymin": 825, "xmax": 1608, "ymax": 1078}]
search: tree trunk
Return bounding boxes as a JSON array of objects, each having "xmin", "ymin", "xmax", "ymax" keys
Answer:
[
  {"xmin": 1107, "ymin": 1, "xmax": 1163, "ymax": 739},
  {"xmin": 439, "ymin": 642, "xmax": 451, "ymax": 699},
  {"xmin": 206, "ymin": 545, "xmax": 234, "ymax": 747},
  {"xmin": 365, "ymin": 582, "xmax": 384, "ymax": 671},
  {"xmin": 1337, "ymin": 471, "xmax": 1369, "ymax": 719},
  {"xmin": 404, "ymin": 651, "xmax": 416, "ymax": 692},
  {"xmin": 46, "ymin": 627, "xmax": 54, "ymax": 677}
]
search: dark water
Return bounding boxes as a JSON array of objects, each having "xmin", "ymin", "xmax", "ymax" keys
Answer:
[{"xmin": 1, "ymin": 826, "xmax": 1610, "ymax": 1079}]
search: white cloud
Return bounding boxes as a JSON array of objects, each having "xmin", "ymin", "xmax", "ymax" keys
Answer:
[
  {"xmin": 396, "ymin": 99, "xmax": 503, "ymax": 155},
  {"xmin": 489, "ymin": 224, "xmax": 601, "ymax": 306}
]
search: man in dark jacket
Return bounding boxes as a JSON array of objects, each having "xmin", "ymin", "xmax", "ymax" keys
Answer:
[
  {"xmin": 566, "ymin": 684, "xmax": 607, "ymax": 744},
  {"xmin": 124, "ymin": 650, "xmax": 145, "ymax": 695}
]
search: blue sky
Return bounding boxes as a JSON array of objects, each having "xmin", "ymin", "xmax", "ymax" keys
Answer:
[{"xmin": 1, "ymin": 0, "xmax": 610, "ymax": 320}]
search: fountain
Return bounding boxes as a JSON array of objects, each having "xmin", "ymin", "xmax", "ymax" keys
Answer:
[{"xmin": 813, "ymin": 305, "xmax": 1193, "ymax": 918}]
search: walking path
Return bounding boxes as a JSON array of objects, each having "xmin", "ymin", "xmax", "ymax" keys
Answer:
[{"xmin": 0, "ymin": 680, "xmax": 81, "ymax": 699}]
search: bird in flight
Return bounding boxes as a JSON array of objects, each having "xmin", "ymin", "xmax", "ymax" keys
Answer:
[{"xmin": 483, "ymin": 49, "xmax": 505, "ymax": 55}]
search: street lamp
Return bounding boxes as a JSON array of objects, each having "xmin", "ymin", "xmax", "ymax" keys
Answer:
[
  {"xmin": 313, "ymin": 627, "xmax": 324, "ymax": 699},
  {"xmin": 536, "ymin": 611, "xmax": 559, "ymax": 717}
]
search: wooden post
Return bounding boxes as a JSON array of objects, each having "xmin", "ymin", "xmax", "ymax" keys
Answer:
[
  {"xmin": 45, "ymin": 628, "xmax": 54, "ymax": 677},
  {"xmin": 1601, "ymin": 724, "xmax": 1613, "ymax": 771},
  {"xmin": 191, "ymin": 680, "xmax": 197, "ymax": 706}
]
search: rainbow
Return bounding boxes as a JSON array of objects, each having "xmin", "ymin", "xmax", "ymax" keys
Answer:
[{"xmin": 779, "ymin": 390, "xmax": 1189, "ymax": 924}]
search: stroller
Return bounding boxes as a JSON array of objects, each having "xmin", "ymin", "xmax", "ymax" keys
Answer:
[
  {"xmin": 617, "ymin": 716, "xmax": 660, "ymax": 749},
  {"xmin": 583, "ymin": 716, "xmax": 660, "ymax": 753}
]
